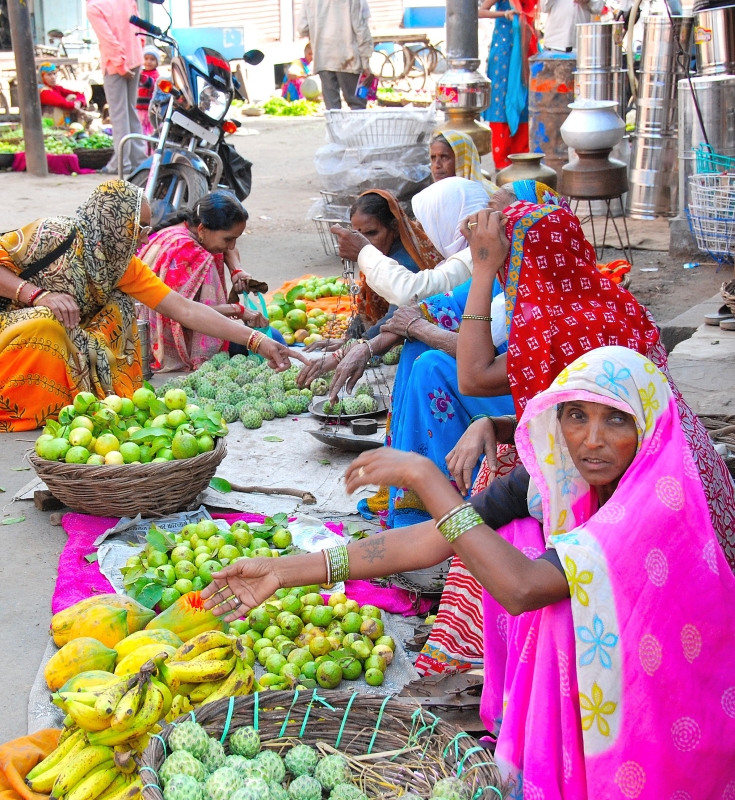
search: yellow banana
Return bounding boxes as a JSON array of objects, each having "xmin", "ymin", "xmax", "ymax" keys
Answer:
[
  {"xmin": 87, "ymin": 681, "xmax": 164, "ymax": 746},
  {"xmin": 150, "ymin": 677, "xmax": 172, "ymax": 718},
  {"xmin": 64, "ymin": 698, "xmax": 112, "ymax": 733},
  {"xmin": 173, "ymin": 630, "xmax": 233, "ymax": 661},
  {"xmin": 57, "ymin": 725, "xmax": 81, "ymax": 746},
  {"xmin": 166, "ymin": 694, "xmax": 193, "ymax": 724},
  {"xmin": 191, "ymin": 645, "xmax": 232, "ymax": 662},
  {"xmin": 201, "ymin": 659, "xmax": 255, "ymax": 706},
  {"xmin": 95, "ymin": 773, "xmax": 128, "ymax": 800},
  {"xmin": 25, "ymin": 736, "xmax": 88, "ymax": 793},
  {"xmin": 95, "ymin": 676, "xmax": 137, "ymax": 719},
  {"xmin": 174, "ymin": 682, "xmax": 197, "ymax": 697},
  {"xmin": 51, "ymin": 745, "xmax": 114, "ymax": 798},
  {"xmin": 26, "ymin": 727, "xmax": 86, "ymax": 781},
  {"xmin": 110, "ymin": 679, "xmax": 145, "ymax": 731},
  {"xmin": 66, "ymin": 761, "xmax": 118, "ymax": 800},
  {"xmin": 167, "ymin": 655, "xmax": 236, "ymax": 684},
  {"xmin": 52, "ymin": 692, "xmax": 100, "ymax": 710},
  {"xmin": 188, "ymin": 681, "xmax": 220, "ymax": 704},
  {"xmin": 104, "ymin": 776, "xmax": 142, "ymax": 800},
  {"xmin": 113, "ymin": 749, "xmax": 137, "ymax": 774}
]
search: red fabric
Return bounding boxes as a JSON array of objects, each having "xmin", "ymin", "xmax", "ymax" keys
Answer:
[
  {"xmin": 489, "ymin": 122, "xmax": 530, "ymax": 169},
  {"xmin": 39, "ymin": 85, "xmax": 85, "ymax": 110},
  {"xmin": 11, "ymin": 153, "xmax": 95, "ymax": 175},
  {"xmin": 501, "ymin": 201, "xmax": 660, "ymax": 415}
]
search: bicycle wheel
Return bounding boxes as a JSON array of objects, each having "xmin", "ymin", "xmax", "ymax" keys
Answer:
[{"xmin": 130, "ymin": 163, "xmax": 209, "ymax": 228}]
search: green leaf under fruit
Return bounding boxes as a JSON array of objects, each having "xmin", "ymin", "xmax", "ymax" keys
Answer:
[
  {"xmin": 143, "ymin": 380, "xmax": 154, "ymax": 392},
  {"xmin": 146, "ymin": 525, "xmax": 174, "ymax": 553},
  {"xmin": 136, "ymin": 583, "xmax": 164, "ymax": 609},
  {"xmin": 122, "ymin": 566, "xmax": 144, "ymax": 587},
  {"xmin": 285, "ymin": 284, "xmax": 305, "ymax": 303},
  {"xmin": 129, "ymin": 427, "xmax": 173, "ymax": 443},
  {"xmin": 272, "ymin": 513, "xmax": 289, "ymax": 525},
  {"xmin": 319, "ymin": 459, "xmax": 331, "ymax": 465},
  {"xmin": 209, "ymin": 477, "xmax": 232, "ymax": 493},
  {"xmin": 84, "ymin": 552, "xmax": 98, "ymax": 564},
  {"xmin": 2, "ymin": 516, "xmax": 24, "ymax": 524},
  {"xmin": 149, "ymin": 399, "xmax": 169, "ymax": 418},
  {"xmin": 11, "ymin": 467, "xmax": 30, "ymax": 471},
  {"xmin": 263, "ymin": 436, "xmax": 284, "ymax": 442}
]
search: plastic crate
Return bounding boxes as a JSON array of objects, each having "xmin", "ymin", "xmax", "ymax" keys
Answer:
[
  {"xmin": 686, "ymin": 209, "xmax": 735, "ymax": 264},
  {"xmin": 324, "ymin": 107, "xmax": 436, "ymax": 148},
  {"xmin": 689, "ymin": 173, "xmax": 735, "ymax": 215},
  {"xmin": 695, "ymin": 143, "xmax": 735, "ymax": 174}
]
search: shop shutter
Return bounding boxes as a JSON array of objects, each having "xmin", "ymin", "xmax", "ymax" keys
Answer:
[{"xmin": 189, "ymin": 0, "xmax": 282, "ymax": 43}]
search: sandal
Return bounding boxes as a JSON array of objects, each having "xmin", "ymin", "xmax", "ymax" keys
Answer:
[{"xmin": 704, "ymin": 305, "xmax": 733, "ymax": 325}]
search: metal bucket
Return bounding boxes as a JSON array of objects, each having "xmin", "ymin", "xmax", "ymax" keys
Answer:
[
  {"xmin": 626, "ymin": 134, "xmax": 679, "ymax": 218},
  {"xmin": 137, "ymin": 318, "xmax": 153, "ymax": 380},
  {"xmin": 678, "ymin": 74, "xmax": 735, "ymax": 214},
  {"xmin": 635, "ymin": 71, "xmax": 680, "ymax": 134},
  {"xmin": 575, "ymin": 22, "xmax": 624, "ymax": 71},
  {"xmin": 694, "ymin": 5, "xmax": 735, "ymax": 75},
  {"xmin": 574, "ymin": 69, "xmax": 627, "ymax": 119},
  {"xmin": 528, "ymin": 52, "xmax": 577, "ymax": 181},
  {"xmin": 639, "ymin": 16, "xmax": 693, "ymax": 75}
]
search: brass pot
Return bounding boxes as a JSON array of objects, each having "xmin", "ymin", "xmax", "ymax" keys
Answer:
[{"xmin": 495, "ymin": 152, "xmax": 559, "ymax": 189}]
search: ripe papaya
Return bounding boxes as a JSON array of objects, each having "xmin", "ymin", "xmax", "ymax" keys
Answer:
[
  {"xmin": 67, "ymin": 605, "xmax": 129, "ymax": 648},
  {"xmin": 59, "ymin": 670, "xmax": 120, "ymax": 693},
  {"xmin": 145, "ymin": 592, "xmax": 225, "ymax": 641},
  {"xmin": 45, "ymin": 638, "xmax": 118, "ymax": 691},
  {"xmin": 51, "ymin": 595, "xmax": 156, "ymax": 647},
  {"xmin": 114, "ymin": 643, "xmax": 178, "ymax": 677},
  {"xmin": 114, "ymin": 629, "xmax": 184, "ymax": 664}
]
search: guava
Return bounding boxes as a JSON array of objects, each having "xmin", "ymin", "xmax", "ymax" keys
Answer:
[
  {"xmin": 73, "ymin": 392, "xmax": 96, "ymax": 414},
  {"xmin": 102, "ymin": 394, "xmax": 124, "ymax": 414},
  {"xmin": 175, "ymin": 561, "xmax": 198, "ymax": 581},
  {"xmin": 105, "ymin": 451, "xmax": 125, "ymax": 465},
  {"xmin": 271, "ymin": 528, "xmax": 292, "ymax": 549},
  {"xmin": 65, "ymin": 445, "xmax": 90, "ymax": 464},
  {"xmin": 316, "ymin": 661, "xmax": 342, "ymax": 689},
  {"xmin": 119, "ymin": 441, "xmax": 141, "ymax": 463},
  {"xmin": 70, "ymin": 415, "xmax": 94, "ymax": 432},
  {"xmin": 175, "ymin": 578, "xmax": 194, "ymax": 595},
  {"xmin": 45, "ymin": 438, "xmax": 71, "ymax": 461},
  {"xmin": 86, "ymin": 454, "xmax": 105, "ymax": 465},
  {"xmin": 172, "ymin": 433, "xmax": 199, "ymax": 460},
  {"xmin": 196, "ymin": 519, "xmax": 218, "ymax": 539},
  {"xmin": 170, "ymin": 546, "xmax": 195, "ymax": 564},
  {"xmin": 164, "ymin": 389, "xmax": 188, "ymax": 410}
]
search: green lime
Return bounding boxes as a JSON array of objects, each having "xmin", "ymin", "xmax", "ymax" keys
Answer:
[
  {"xmin": 174, "ymin": 578, "xmax": 194, "ymax": 596},
  {"xmin": 316, "ymin": 660, "xmax": 342, "ymax": 689},
  {"xmin": 365, "ymin": 668, "xmax": 384, "ymax": 686}
]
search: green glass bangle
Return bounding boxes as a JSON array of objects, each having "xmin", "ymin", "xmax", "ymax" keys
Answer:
[
  {"xmin": 438, "ymin": 505, "xmax": 484, "ymax": 544},
  {"xmin": 326, "ymin": 545, "xmax": 350, "ymax": 583}
]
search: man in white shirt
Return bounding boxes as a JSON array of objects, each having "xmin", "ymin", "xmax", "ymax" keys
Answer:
[
  {"xmin": 541, "ymin": 0, "xmax": 605, "ymax": 51},
  {"xmin": 298, "ymin": 0, "xmax": 374, "ymax": 109}
]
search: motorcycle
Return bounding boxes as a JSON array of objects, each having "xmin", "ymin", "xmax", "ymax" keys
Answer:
[{"xmin": 123, "ymin": 8, "xmax": 264, "ymax": 226}]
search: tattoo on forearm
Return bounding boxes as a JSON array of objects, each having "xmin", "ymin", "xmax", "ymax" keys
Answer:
[
  {"xmin": 478, "ymin": 247, "xmax": 489, "ymax": 261},
  {"xmin": 362, "ymin": 535, "xmax": 387, "ymax": 564}
]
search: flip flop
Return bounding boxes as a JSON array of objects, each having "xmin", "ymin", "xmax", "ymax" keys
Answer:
[{"xmin": 704, "ymin": 305, "xmax": 733, "ymax": 325}]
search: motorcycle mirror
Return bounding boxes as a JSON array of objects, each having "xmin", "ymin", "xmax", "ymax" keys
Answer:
[
  {"xmin": 243, "ymin": 49, "xmax": 265, "ymax": 66},
  {"xmin": 147, "ymin": 0, "xmax": 166, "ymax": 3}
]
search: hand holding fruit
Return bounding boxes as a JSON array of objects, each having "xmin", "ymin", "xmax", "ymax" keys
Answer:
[
  {"xmin": 296, "ymin": 353, "xmax": 338, "ymax": 389},
  {"xmin": 328, "ymin": 342, "xmax": 370, "ymax": 402},
  {"xmin": 331, "ymin": 226, "xmax": 370, "ymax": 262},
  {"xmin": 202, "ymin": 559, "xmax": 282, "ymax": 622},
  {"xmin": 34, "ymin": 291, "xmax": 81, "ymax": 329}
]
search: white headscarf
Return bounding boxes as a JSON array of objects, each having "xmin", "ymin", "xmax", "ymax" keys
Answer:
[{"xmin": 411, "ymin": 177, "xmax": 490, "ymax": 259}]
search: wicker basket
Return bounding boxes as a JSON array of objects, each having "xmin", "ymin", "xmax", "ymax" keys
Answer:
[
  {"xmin": 28, "ymin": 437, "xmax": 226, "ymax": 517},
  {"xmin": 73, "ymin": 147, "xmax": 114, "ymax": 170},
  {"xmin": 141, "ymin": 690, "xmax": 505, "ymax": 799}
]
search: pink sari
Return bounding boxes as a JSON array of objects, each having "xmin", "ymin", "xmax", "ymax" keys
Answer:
[
  {"xmin": 139, "ymin": 224, "xmax": 228, "ymax": 372},
  {"xmin": 481, "ymin": 346, "xmax": 735, "ymax": 797}
]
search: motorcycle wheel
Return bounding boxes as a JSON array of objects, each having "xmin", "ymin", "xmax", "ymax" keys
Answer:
[{"xmin": 130, "ymin": 163, "xmax": 210, "ymax": 227}]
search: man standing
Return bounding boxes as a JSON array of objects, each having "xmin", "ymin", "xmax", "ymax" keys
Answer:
[
  {"xmin": 298, "ymin": 0, "xmax": 373, "ymax": 110},
  {"xmin": 87, "ymin": 0, "xmax": 147, "ymax": 174},
  {"xmin": 541, "ymin": 0, "xmax": 604, "ymax": 51}
]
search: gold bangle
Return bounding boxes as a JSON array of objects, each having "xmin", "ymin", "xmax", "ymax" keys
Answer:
[
  {"xmin": 33, "ymin": 290, "xmax": 51, "ymax": 306},
  {"xmin": 461, "ymin": 314, "xmax": 492, "ymax": 322},
  {"xmin": 14, "ymin": 280, "xmax": 28, "ymax": 304}
]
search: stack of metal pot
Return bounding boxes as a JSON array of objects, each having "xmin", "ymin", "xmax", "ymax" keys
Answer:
[
  {"xmin": 574, "ymin": 22, "xmax": 627, "ymax": 121},
  {"xmin": 627, "ymin": 15, "xmax": 693, "ymax": 219}
]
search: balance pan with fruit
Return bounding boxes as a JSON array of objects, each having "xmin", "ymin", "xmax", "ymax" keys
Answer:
[{"xmin": 29, "ymin": 387, "xmax": 228, "ymax": 518}]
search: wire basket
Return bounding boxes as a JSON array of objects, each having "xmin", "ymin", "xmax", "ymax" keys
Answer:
[
  {"xmin": 325, "ymin": 108, "xmax": 436, "ymax": 148},
  {"xmin": 140, "ymin": 690, "xmax": 506, "ymax": 800},
  {"xmin": 695, "ymin": 143, "xmax": 735, "ymax": 175},
  {"xmin": 689, "ymin": 173, "xmax": 735, "ymax": 215},
  {"xmin": 686, "ymin": 209, "xmax": 735, "ymax": 264},
  {"xmin": 28, "ymin": 438, "xmax": 226, "ymax": 517},
  {"xmin": 313, "ymin": 216, "xmax": 351, "ymax": 257}
]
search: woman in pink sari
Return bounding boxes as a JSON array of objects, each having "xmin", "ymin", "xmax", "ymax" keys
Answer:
[
  {"xmin": 139, "ymin": 191, "xmax": 262, "ymax": 372},
  {"xmin": 202, "ymin": 345, "xmax": 735, "ymax": 797}
]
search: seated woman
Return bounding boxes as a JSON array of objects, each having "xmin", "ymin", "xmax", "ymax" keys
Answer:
[
  {"xmin": 282, "ymin": 43, "xmax": 313, "ymax": 101},
  {"xmin": 0, "ymin": 180, "xmax": 302, "ymax": 431},
  {"xmin": 38, "ymin": 63, "xmax": 86, "ymax": 124},
  {"xmin": 204, "ymin": 346, "xmax": 735, "ymax": 797},
  {"xmin": 138, "ymin": 191, "xmax": 272, "ymax": 372},
  {"xmin": 334, "ymin": 177, "xmax": 500, "ymax": 308},
  {"xmin": 429, "ymin": 130, "xmax": 498, "ymax": 195},
  {"xmin": 348, "ymin": 190, "xmax": 442, "ymax": 339}
]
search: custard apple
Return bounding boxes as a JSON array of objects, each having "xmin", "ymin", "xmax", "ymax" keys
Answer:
[
  {"xmin": 269, "ymin": 784, "xmax": 289, "ymax": 800},
  {"xmin": 160, "ymin": 751, "xmax": 208, "ymax": 786},
  {"xmin": 257, "ymin": 401, "xmax": 275, "ymax": 421},
  {"xmin": 299, "ymin": 388, "xmax": 313, "ymax": 401},
  {"xmin": 356, "ymin": 395, "xmax": 377, "ymax": 413},
  {"xmin": 221, "ymin": 404, "xmax": 239, "ymax": 424},
  {"xmin": 240, "ymin": 408, "xmax": 263, "ymax": 429},
  {"xmin": 225, "ymin": 755, "xmax": 253, "ymax": 776},
  {"xmin": 287, "ymin": 775, "xmax": 322, "ymax": 800},
  {"xmin": 431, "ymin": 777, "xmax": 471, "ymax": 800},
  {"xmin": 355, "ymin": 384, "xmax": 374, "ymax": 398},
  {"xmin": 248, "ymin": 386, "xmax": 267, "ymax": 400},
  {"xmin": 202, "ymin": 738, "xmax": 227, "ymax": 772},
  {"xmin": 205, "ymin": 767, "xmax": 244, "ymax": 800},
  {"xmin": 286, "ymin": 395, "xmax": 306, "ymax": 414},
  {"xmin": 309, "ymin": 379, "xmax": 328, "ymax": 396},
  {"xmin": 272, "ymin": 401, "xmax": 289, "ymax": 418},
  {"xmin": 341, "ymin": 398, "xmax": 361, "ymax": 415},
  {"xmin": 230, "ymin": 725, "xmax": 261, "ymax": 758},
  {"xmin": 163, "ymin": 774, "xmax": 204, "ymax": 800},
  {"xmin": 330, "ymin": 785, "xmax": 367, "ymax": 800},
  {"xmin": 314, "ymin": 755, "xmax": 351, "ymax": 791},
  {"xmin": 235, "ymin": 373, "xmax": 250, "ymax": 386},
  {"xmin": 168, "ymin": 721, "xmax": 210, "ymax": 760},
  {"xmin": 255, "ymin": 750, "xmax": 285, "ymax": 783},
  {"xmin": 243, "ymin": 761, "xmax": 270, "ymax": 782},
  {"xmin": 230, "ymin": 388, "xmax": 247, "ymax": 406},
  {"xmin": 382, "ymin": 346, "xmax": 402, "ymax": 366},
  {"xmin": 231, "ymin": 778, "xmax": 270, "ymax": 800},
  {"xmin": 198, "ymin": 383, "xmax": 216, "ymax": 400},
  {"xmin": 284, "ymin": 745, "xmax": 318, "ymax": 777},
  {"xmin": 210, "ymin": 352, "xmax": 230, "ymax": 366},
  {"xmin": 283, "ymin": 377, "xmax": 298, "ymax": 391},
  {"xmin": 322, "ymin": 399, "xmax": 343, "ymax": 416},
  {"xmin": 214, "ymin": 388, "xmax": 230, "ymax": 403}
]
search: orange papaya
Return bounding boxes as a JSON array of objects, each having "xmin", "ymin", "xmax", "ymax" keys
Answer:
[
  {"xmin": 67, "ymin": 605, "xmax": 129, "ymax": 648},
  {"xmin": 145, "ymin": 592, "xmax": 225, "ymax": 641},
  {"xmin": 45, "ymin": 637, "xmax": 118, "ymax": 691},
  {"xmin": 51, "ymin": 595, "xmax": 156, "ymax": 647}
]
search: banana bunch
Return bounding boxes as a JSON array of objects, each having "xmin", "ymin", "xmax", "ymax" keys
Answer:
[
  {"xmin": 51, "ymin": 669, "xmax": 170, "ymax": 748},
  {"xmin": 160, "ymin": 630, "xmax": 254, "ymax": 709},
  {"xmin": 25, "ymin": 731, "xmax": 142, "ymax": 800}
]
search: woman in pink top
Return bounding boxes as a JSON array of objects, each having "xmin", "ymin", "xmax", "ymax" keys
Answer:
[{"xmin": 87, "ymin": 0, "xmax": 146, "ymax": 175}]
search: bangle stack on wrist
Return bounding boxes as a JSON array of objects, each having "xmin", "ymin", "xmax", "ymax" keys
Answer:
[
  {"xmin": 436, "ymin": 501, "xmax": 484, "ymax": 543},
  {"xmin": 14, "ymin": 280, "xmax": 29, "ymax": 304},
  {"xmin": 247, "ymin": 330, "xmax": 265, "ymax": 354},
  {"xmin": 323, "ymin": 544, "xmax": 350, "ymax": 584}
]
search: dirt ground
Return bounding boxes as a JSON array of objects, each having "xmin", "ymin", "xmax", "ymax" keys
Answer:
[{"xmin": 0, "ymin": 113, "xmax": 726, "ymax": 741}]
